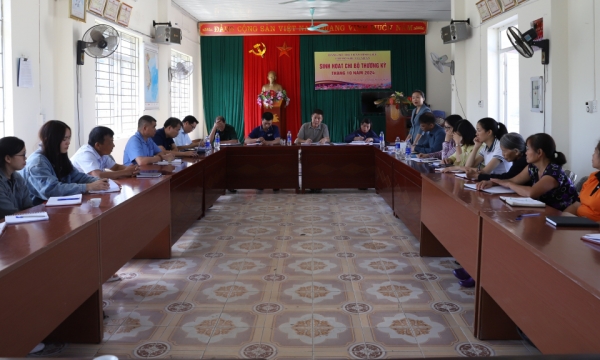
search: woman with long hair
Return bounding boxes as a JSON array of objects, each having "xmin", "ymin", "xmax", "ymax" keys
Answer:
[
  {"xmin": 440, "ymin": 120, "xmax": 478, "ymax": 170},
  {"xmin": 22, "ymin": 120, "xmax": 109, "ymax": 205},
  {"xmin": 0, "ymin": 136, "xmax": 33, "ymax": 217}
]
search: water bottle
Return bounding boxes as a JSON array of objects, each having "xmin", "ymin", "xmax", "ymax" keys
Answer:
[
  {"xmin": 379, "ymin": 131, "xmax": 385, "ymax": 150},
  {"xmin": 214, "ymin": 133, "xmax": 221, "ymax": 151},
  {"xmin": 205, "ymin": 136, "xmax": 211, "ymax": 154},
  {"xmin": 405, "ymin": 141, "xmax": 412, "ymax": 158},
  {"xmin": 395, "ymin": 137, "xmax": 401, "ymax": 155},
  {"xmin": 286, "ymin": 131, "xmax": 292, "ymax": 146}
]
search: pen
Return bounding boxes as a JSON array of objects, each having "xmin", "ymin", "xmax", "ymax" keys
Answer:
[
  {"xmin": 57, "ymin": 198, "xmax": 79, "ymax": 201},
  {"xmin": 16, "ymin": 215, "xmax": 47, "ymax": 218},
  {"xmin": 519, "ymin": 213, "xmax": 540, "ymax": 217}
]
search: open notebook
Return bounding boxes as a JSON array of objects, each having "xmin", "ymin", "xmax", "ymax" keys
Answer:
[
  {"xmin": 464, "ymin": 183, "xmax": 516, "ymax": 194},
  {"xmin": 89, "ymin": 179, "xmax": 121, "ymax": 194},
  {"xmin": 5, "ymin": 211, "xmax": 49, "ymax": 224},
  {"xmin": 499, "ymin": 196, "xmax": 545, "ymax": 207},
  {"xmin": 46, "ymin": 194, "xmax": 82, "ymax": 206}
]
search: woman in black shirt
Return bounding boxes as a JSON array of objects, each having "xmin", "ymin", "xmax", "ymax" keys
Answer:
[{"xmin": 476, "ymin": 132, "xmax": 529, "ymax": 190}]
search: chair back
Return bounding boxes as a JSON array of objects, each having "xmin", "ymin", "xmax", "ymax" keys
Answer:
[{"xmin": 432, "ymin": 110, "xmax": 446, "ymax": 119}]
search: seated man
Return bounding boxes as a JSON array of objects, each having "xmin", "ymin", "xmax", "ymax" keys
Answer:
[
  {"xmin": 174, "ymin": 115, "xmax": 202, "ymax": 150},
  {"xmin": 152, "ymin": 117, "xmax": 198, "ymax": 157},
  {"xmin": 413, "ymin": 112, "xmax": 445, "ymax": 154},
  {"xmin": 71, "ymin": 126, "xmax": 139, "ymax": 179},
  {"xmin": 123, "ymin": 115, "xmax": 175, "ymax": 165},
  {"xmin": 295, "ymin": 109, "xmax": 330, "ymax": 144},
  {"xmin": 245, "ymin": 112, "xmax": 281, "ymax": 145},
  {"xmin": 209, "ymin": 116, "xmax": 239, "ymax": 144},
  {"xmin": 344, "ymin": 118, "xmax": 380, "ymax": 143}
]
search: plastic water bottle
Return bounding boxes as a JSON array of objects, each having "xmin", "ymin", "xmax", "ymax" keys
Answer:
[
  {"xmin": 287, "ymin": 131, "xmax": 292, "ymax": 146},
  {"xmin": 379, "ymin": 131, "xmax": 385, "ymax": 150},
  {"xmin": 405, "ymin": 141, "xmax": 412, "ymax": 158},
  {"xmin": 205, "ymin": 136, "xmax": 211, "ymax": 154},
  {"xmin": 395, "ymin": 137, "xmax": 401, "ymax": 155},
  {"xmin": 214, "ymin": 133, "xmax": 221, "ymax": 151}
]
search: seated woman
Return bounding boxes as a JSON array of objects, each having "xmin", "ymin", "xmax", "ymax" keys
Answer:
[
  {"xmin": 0, "ymin": 137, "xmax": 33, "ymax": 217},
  {"xmin": 22, "ymin": 120, "xmax": 109, "ymax": 205},
  {"xmin": 476, "ymin": 133, "xmax": 530, "ymax": 190},
  {"xmin": 344, "ymin": 118, "xmax": 379, "ymax": 143},
  {"xmin": 563, "ymin": 141, "xmax": 600, "ymax": 221},
  {"xmin": 440, "ymin": 120, "xmax": 477, "ymax": 171},
  {"xmin": 464, "ymin": 118, "xmax": 511, "ymax": 179},
  {"xmin": 417, "ymin": 114, "xmax": 462, "ymax": 160},
  {"xmin": 490, "ymin": 133, "xmax": 578, "ymax": 211}
]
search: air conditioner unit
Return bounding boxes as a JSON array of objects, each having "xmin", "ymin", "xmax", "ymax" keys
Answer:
[
  {"xmin": 154, "ymin": 25, "xmax": 181, "ymax": 45},
  {"xmin": 441, "ymin": 22, "xmax": 471, "ymax": 44}
]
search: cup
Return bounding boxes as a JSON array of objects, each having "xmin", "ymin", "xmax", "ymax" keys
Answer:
[{"xmin": 88, "ymin": 198, "xmax": 101, "ymax": 207}]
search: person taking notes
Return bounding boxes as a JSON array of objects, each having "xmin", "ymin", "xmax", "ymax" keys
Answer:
[
  {"xmin": 152, "ymin": 117, "xmax": 199, "ymax": 157},
  {"xmin": 476, "ymin": 133, "xmax": 530, "ymax": 190},
  {"xmin": 464, "ymin": 118, "xmax": 511, "ymax": 179},
  {"xmin": 418, "ymin": 114, "xmax": 462, "ymax": 160},
  {"xmin": 344, "ymin": 118, "xmax": 379, "ymax": 143},
  {"xmin": 563, "ymin": 140, "xmax": 600, "ymax": 221},
  {"xmin": 245, "ymin": 112, "xmax": 281, "ymax": 145},
  {"xmin": 174, "ymin": 115, "xmax": 202, "ymax": 149},
  {"xmin": 123, "ymin": 115, "xmax": 176, "ymax": 165},
  {"xmin": 0, "ymin": 137, "xmax": 33, "ymax": 217}
]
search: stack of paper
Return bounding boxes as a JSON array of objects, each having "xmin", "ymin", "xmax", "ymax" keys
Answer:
[
  {"xmin": 89, "ymin": 179, "xmax": 121, "ymax": 194},
  {"xmin": 464, "ymin": 183, "xmax": 516, "ymax": 194},
  {"xmin": 499, "ymin": 196, "xmax": 545, "ymax": 207},
  {"xmin": 155, "ymin": 158, "xmax": 182, "ymax": 165},
  {"xmin": 46, "ymin": 194, "xmax": 82, "ymax": 206},
  {"xmin": 5, "ymin": 211, "xmax": 49, "ymax": 224},
  {"xmin": 582, "ymin": 233, "xmax": 600, "ymax": 244}
]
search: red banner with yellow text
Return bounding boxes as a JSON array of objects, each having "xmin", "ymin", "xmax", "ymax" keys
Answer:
[{"xmin": 199, "ymin": 21, "xmax": 427, "ymax": 36}]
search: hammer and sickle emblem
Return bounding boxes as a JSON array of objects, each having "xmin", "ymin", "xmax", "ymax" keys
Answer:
[{"xmin": 249, "ymin": 43, "xmax": 266, "ymax": 58}]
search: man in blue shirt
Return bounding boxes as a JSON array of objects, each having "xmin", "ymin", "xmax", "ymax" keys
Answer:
[
  {"xmin": 153, "ymin": 117, "xmax": 198, "ymax": 158},
  {"xmin": 413, "ymin": 112, "xmax": 445, "ymax": 154},
  {"xmin": 344, "ymin": 118, "xmax": 380, "ymax": 143},
  {"xmin": 174, "ymin": 115, "xmax": 202, "ymax": 149},
  {"xmin": 245, "ymin": 112, "xmax": 281, "ymax": 145},
  {"xmin": 123, "ymin": 115, "xmax": 175, "ymax": 165}
]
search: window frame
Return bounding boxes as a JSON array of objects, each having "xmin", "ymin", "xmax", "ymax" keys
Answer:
[
  {"xmin": 498, "ymin": 22, "xmax": 519, "ymax": 133},
  {"xmin": 169, "ymin": 50, "xmax": 193, "ymax": 120}
]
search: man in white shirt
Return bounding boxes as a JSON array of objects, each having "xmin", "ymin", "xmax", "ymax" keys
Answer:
[
  {"xmin": 174, "ymin": 115, "xmax": 202, "ymax": 149},
  {"xmin": 71, "ymin": 126, "xmax": 140, "ymax": 179}
]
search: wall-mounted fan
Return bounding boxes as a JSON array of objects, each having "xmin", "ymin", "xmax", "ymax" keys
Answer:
[
  {"xmin": 507, "ymin": 26, "xmax": 549, "ymax": 64},
  {"xmin": 430, "ymin": 53, "xmax": 455, "ymax": 75},
  {"xmin": 307, "ymin": 8, "xmax": 328, "ymax": 33},
  {"xmin": 77, "ymin": 24, "xmax": 120, "ymax": 65},
  {"xmin": 279, "ymin": 0, "xmax": 349, "ymax": 4},
  {"xmin": 169, "ymin": 61, "xmax": 193, "ymax": 82}
]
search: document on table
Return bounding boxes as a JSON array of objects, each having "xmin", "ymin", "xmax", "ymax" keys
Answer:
[
  {"xmin": 582, "ymin": 234, "xmax": 600, "ymax": 245},
  {"xmin": 89, "ymin": 179, "xmax": 121, "ymax": 194},
  {"xmin": 499, "ymin": 196, "xmax": 545, "ymax": 207},
  {"xmin": 154, "ymin": 158, "xmax": 182, "ymax": 165},
  {"xmin": 464, "ymin": 183, "xmax": 516, "ymax": 194},
  {"xmin": 46, "ymin": 194, "xmax": 82, "ymax": 206},
  {"xmin": 5, "ymin": 212, "xmax": 49, "ymax": 224},
  {"xmin": 455, "ymin": 173, "xmax": 470, "ymax": 179},
  {"xmin": 434, "ymin": 168, "xmax": 464, "ymax": 173}
]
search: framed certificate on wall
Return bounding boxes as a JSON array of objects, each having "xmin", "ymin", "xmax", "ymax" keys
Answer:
[
  {"xmin": 70, "ymin": 0, "xmax": 87, "ymax": 22},
  {"xmin": 103, "ymin": 0, "xmax": 121, "ymax": 22},
  {"xmin": 485, "ymin": 0, "xmax": 503, "ymax": 17},
  {"xmin": 88, "ymin": 0, "xmax": 107, "ymax": 15},
  {"xmin": 500, "ymin": 0, "xmax": 517, "ymax": 11},
  {"xmin": 117, "ymin": 2, "xmax": 132, "ymax": 27},
  {"xmin": 476, "ymin": 0, "xmax": 492, "ymax": 22}
]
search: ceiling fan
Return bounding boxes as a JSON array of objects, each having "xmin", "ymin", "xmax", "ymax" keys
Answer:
[
  {"xmin": 307, "ymin": 8, "xmax": 328, "ymax": 33},
  {"xmin": 279, "ymin": 0, "xmax": 349, "ymax": 4}
]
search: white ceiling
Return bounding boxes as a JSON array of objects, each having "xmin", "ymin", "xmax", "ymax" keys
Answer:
[{"xmin": 172, "ymin": 0, "xmax": 451, "ymax": 22}]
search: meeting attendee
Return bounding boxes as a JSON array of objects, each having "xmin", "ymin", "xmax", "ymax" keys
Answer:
[
  {"xmin": 418, "ymin": 114, "xmax": 462, "ymax": 160},
  {"xmin": 0, "ymin": 137, "xmax": 32, "ymax": 218},
  {"xmin": 405, "ymin": 90, "xmax": 432, "ymax": 146},
  {"xmin": 209, "ymin": 116, "xmax": 239, "ymax": 144},
  {"xmin": 413, "ymin": 112, "xmax": 444, "ymax": 154},
  {"xmin": 464, "ymin": 117, "xmax": 510, "ymax": 179},
  {"xmin": 123, "ymin": 115, "xmax": 175, "ymax": 165},
  {"xmin": 245, "ymin": 112, "xmax": 281, "ymax": 145},
  {"xmin": 490, "ymin": 133, "xmax": 577, "ymax": 211},
  {"xmin": 476, "ymin": 133, "xmax": 530, "ymax": 190},
  {"xmin": 71, "ymin": 126, "xmax": 139, "ymax": 179},
  {"xmin": 440, "ymin": 120, "xmax": 477, "ymax": 170},
  {"xmin": 174, "ymin": 115, "xmax": 202, "ymax": 149},
  {"xmin": 152, "ymin": 117, "xmax": 199, "ymax": 157},
  {"xmin": 344, "ymin": 118, "xmax": 380, "ymax": 143},
  {"xmin": 22, "ymin": 120, "xmax": 109, "ymax": 206},
  {"xmin": 563, "ymin": 141, "xmax": 600, "ymax": 221},
  {"xmin": 296, "ymin": 109, "xmax": 330, "ymax": 145}
]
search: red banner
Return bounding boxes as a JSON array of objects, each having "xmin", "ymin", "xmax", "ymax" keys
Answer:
[{"xmin": 199, "ymin": 21, "xmax": 427, "ymax": 36}]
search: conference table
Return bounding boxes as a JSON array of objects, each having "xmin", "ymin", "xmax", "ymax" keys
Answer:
[{"xmin": 2, "ymin": 144, "xmax": 600, "ymax": 356}]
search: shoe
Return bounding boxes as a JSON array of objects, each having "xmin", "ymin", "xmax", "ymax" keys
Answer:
[
  {"xmin": 227, "ymin": 189, "xmax": 237, "ymax": 193},
  {"xmin": 452, "ymin": 268, "xmax": 471, "ymax": 281},
  {"xmin": 458, "ymin": 277, "xmax": 475, "ymax": 288},
  {"xmin": 107, "ymin": 274, "xmax": 122, "ymax": 283},
  {"xmin": 30, "ymin": 343, "xmax": 45, "ymax": 354}
]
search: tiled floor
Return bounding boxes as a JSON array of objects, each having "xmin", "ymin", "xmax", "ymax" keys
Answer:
[{"xmin": 34, "ymin": 190, "xmax": 539, "ymax": 359}]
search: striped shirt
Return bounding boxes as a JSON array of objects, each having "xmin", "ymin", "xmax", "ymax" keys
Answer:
[{"xmin": 478, "ymin": 138, "xmax": 511, "ymax": 174}]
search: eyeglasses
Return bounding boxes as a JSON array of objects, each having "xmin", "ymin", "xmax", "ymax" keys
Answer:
[{"xmin": 444, "ymin": 126, "xmax": 453, "ymax": 130}]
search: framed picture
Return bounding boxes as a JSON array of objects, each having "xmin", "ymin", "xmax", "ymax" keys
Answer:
[
  {"xmin": 531, "ymin": 76, "xmax": 544, "ymax": 113},
  {"xmin": 88, "ymin": 0, "xmax": 107, "ymax": 15},
  {"xmin": 103, "ymin": 0, "xmax": 121, "ymax": 22},
  {"xmin": 500, "ymin": 0, "xmax": 516, "ymax": 11},
  {"xmin": 117, "ymin": 2, "xmax": 132, "ymax": 27},
  {"xmin": 69, "ymin": 0, "xmax": 87, "ymax": 22},
  {"xmin": 485, "ymin": 0, "xmax": 503, "ymax": 17},
  {"xmin": 476, "ymin": 0, "xmax": 492, "ymax": 22},
  {"xmin": 144, "ymin": 44, "xmax": 159, "ymax": 110}
]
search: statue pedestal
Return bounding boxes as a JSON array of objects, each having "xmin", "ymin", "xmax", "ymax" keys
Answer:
[{"xmin": 263, "ymin": 100, "xmax": 286, "ymax": 137}]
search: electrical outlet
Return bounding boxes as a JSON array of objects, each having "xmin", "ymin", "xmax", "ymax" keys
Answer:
[
  {"xmin": 586, "ymin": 100, "xmax": 597, "ymax": 113},
  {"xmin": 478, "ymin": 100, "xmax": 484, "ymax": 108}
]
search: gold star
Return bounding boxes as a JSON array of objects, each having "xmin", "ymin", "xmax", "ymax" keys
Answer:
[{"xmin": 277, "ymin": 42, "xmax": 292, "ymax": 57}]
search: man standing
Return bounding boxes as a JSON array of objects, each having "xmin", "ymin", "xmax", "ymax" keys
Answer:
[
  {"xmin": 152, "ymin": 117, "xmax": 198, "ymax": 157},
  {"xmin": 413, "ymin": 113, "xmax": 445, "ymax": 154},
  {"xmin": 123, "ymin": 115, "xmax": 175, "ymax": 165},
  {"xmin": 245, "ymin": 112, "xmax": 281, "ymax": 145},
  {"xmin": 71, "ymin": 126, "xmax": 139, "ymax": 179},
  {"xmin": 174, "ymin": 115, "xmax": 202, "ymax": 149},
  {"xmin": 209, "ymin": 116, "xmax": 239, "ymax": 144},
  {"xmin": 295, "ymin": 109, "xmax": 330, "ymax": 144}
]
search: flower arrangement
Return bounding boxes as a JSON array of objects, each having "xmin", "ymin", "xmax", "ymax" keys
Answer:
[
  {"xmin": 257, "ymin": 90, "xmax": 290, "ymax": 108},
  {"xmin": 374, "ymin": 91, "xmax": 412, "ymax": 117}
]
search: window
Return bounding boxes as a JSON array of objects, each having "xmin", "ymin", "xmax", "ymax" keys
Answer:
[
  {"xmin": 498, "ymin": 24, "xmax": 519, "ymax": 133},
  {"xmin": 170, "ymin": 50, "xmax": 192, "ymax": 119},
  {"xmin": 0, "ymin": 1, "xmax": 5, "ymax": 137},
  {"xmin": 95, "ymin": 31, "xmax": 139, "ymax": 136}
]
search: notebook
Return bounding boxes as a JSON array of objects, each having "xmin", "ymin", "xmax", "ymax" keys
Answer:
[
  {"xmin": 137, "ymin": 170, "xmax": 162, "ymax": 178},
  {"xmin": 546, "ymin": 216, "xmax": 600, "ymax": 228},
  {"xmin": 5, "ymin": 211, "xmax": 49, "ymax": 224},
  {"xmin": 435, "ymin": 168, "xmax": 464, "ymax": 173},
  {"xmin": 499, "ymin": 196, "xmax": 545, "ymax": 207},
  {"xmin": 89, "ymin": 179, "xmax": 121, "ymax": 194},
  {"xmin": 154, "ymin": 158, "xmax": 182, "ymax": 165},
  {"xmin": 581, "ymin": 233, "xmax": 600, "ymax": 245},
  {"xmin": 46, "ymin": 194, "xmax": 82, "ymax": 206},
  {"xmin": 455, "ymin": 173, "xmax": 469, "ymax": 179},
  {"xmin": 463, "ymin": 184, "xmax": 516, "ymax": 194},
  {"xmin": 0, "ymin": 222, "xmax": 6, "ymax": 235}
]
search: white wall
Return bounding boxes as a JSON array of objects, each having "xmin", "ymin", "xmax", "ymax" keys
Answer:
[
  {"xmin": 425, "ymin": 21, "xmax": 452, "ymax": 116},
  {"xmin": 452, "ymin": 0, "xmax": 600, "ymax": 178},
  {"xmin": 3, "ymin": 0, "xmax": 201, "ymax": 164}
]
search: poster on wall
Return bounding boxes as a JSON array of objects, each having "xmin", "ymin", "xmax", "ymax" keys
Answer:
[
  {"xmin": 314, "ymin": 51, "xmax": 391, "ymax": 90},
  {"xmin": 144, "ymin": 44, "xmax": 159, "ymax": 110}
]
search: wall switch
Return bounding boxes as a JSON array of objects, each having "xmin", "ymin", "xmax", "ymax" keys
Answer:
[
  {"xmin": 586, "ymin": 100, "xmax": 597, "ymax": 113},
  {"xmin": 478, "ymin": 100, "xmax": 484, "ymax": 108}
]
